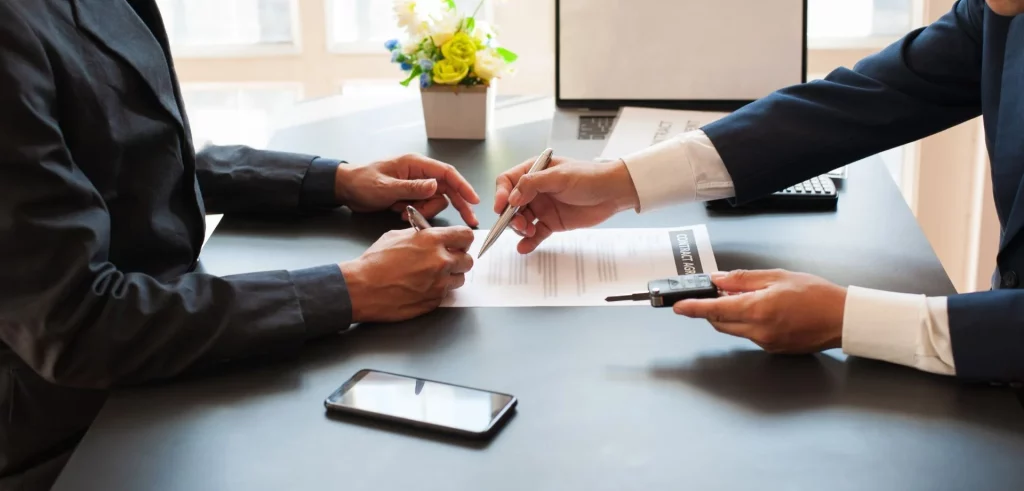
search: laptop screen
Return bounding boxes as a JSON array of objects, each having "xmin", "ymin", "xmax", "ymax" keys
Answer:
[{"xmin": 557, "ymin": 0, "xmax": 806, "ymax": 109}]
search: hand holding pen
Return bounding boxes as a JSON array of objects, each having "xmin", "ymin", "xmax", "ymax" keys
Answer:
[
  {"xmin": 479, "ymin": 149, "xmax": 554, "ymax": 258},
  {"xmin": 334, "ymin": 206, "xmax": 474, "ymax": 323},
  {"xmin": 491, "ymin": 153, "xmax": 641, "ymax": 255}
]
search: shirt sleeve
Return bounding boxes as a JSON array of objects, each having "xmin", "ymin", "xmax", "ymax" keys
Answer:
[
  {"xmin": 842, "ymin": 286, "xmax": 955, "ymax": 376},
  {"xmin": 299, "ymin": 157, "xmax": 344, "ymax": 209},
  {"xmin": 620, "ymin": 130, "xmax": 736, "ymax": 212}
]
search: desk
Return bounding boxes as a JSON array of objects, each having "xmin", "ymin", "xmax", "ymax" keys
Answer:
[{"xmin": 54, "ymin": 97, "xmax": 1024, "ymax": 491}]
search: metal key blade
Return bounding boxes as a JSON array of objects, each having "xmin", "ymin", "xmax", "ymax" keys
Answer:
[{"xmin": 605, "ymin": 293, "xmax": 651, "ymax": 303}]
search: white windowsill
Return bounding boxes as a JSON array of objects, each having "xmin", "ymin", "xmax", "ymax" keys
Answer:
[
  {"xmin": 169, "ymin": 43, "xmax": 302, "ymax": 59},
  {"xmin": 329, "ymin": 42, "xmax": 393, "ymax": 55}
]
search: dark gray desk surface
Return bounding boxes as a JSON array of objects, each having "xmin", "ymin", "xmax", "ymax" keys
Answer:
[{"xmin": 55, "ymin": 97, "xmax": 1024, "ymax": 491}]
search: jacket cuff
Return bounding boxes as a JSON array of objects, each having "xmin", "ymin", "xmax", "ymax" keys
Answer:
[
  {"xmin": 299, "ymin": 158, "xmax": 343, "ymax": 209},
  {"xmin": 289, "ymin": 265, "xmax": 353, "ymax": 339},
  {"xmin": 948, "ymin": 289, "xmax": 1024, "ymax": 383}
]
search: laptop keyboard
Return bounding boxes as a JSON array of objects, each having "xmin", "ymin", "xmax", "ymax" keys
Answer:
[{"xmin": 577, "ymin": 116, "xmax": 616, "ymax": 140}]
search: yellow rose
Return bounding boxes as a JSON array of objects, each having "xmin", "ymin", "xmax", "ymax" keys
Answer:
[
  {"xmin": 441, "ymin": 32, "xmax": 477, "ymax": 65},
  {"xmin": 432, "ymin": 59, "xmax": 469, "ymax": 85}
]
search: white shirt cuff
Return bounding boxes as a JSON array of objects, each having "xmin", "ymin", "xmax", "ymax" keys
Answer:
[
  {"xmin": 842, "ymin": 286, "xmax": 955, "ymax": 376},
  {"xmin": 620, "ymin": 130, "xmax": 735, "ymax": 213}
]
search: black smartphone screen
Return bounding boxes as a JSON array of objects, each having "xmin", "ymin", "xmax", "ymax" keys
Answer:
[{"xmin": 325, "ymin": 370, "xmax": 516, "ymax": 435}]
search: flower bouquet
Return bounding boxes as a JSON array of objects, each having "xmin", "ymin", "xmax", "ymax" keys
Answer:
[{"xmin": 387, "ymin": 0, "xmax": 517, "ymax": 140}]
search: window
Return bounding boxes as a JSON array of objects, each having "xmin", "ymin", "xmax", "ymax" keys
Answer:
[
  {"xmin": 328, "ymin": 0, "xmax": 489, "ymax": 53},
  {"xmin": 809, "ymin": 0, "xmax": 915, "ymax": 47},
  {"xmin": 157, "ymin": 0, "xmax": 297, "ymax": 56},
  {"xmin": 181, "ymin": 85, "xmax": 302, "ymax": 149}
]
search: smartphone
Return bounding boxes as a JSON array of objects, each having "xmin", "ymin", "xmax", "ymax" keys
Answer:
[{"xmin": 324, "ymin": 369, "xmax": 518, "ymax": 438}]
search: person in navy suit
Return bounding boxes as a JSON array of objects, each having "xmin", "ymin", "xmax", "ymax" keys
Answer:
[{"xmin": 494, "ymin": 0, "xmax": 1024, "ymax": 383}]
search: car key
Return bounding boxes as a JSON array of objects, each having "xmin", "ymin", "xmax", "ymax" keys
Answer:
[{"xmin": 605, "ymin": 274, "xmax": 719, "ymax": 307}]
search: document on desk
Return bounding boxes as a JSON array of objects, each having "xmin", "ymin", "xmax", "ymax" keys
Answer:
[
  {"xmin": 600, "ymin": 106, "xmax": 849, "ymax": 178},
  {"xmin": 442, "ymin": 225, "xmax": 718, "ymax": 307},
  {"xmin": 599, "ymin": 107, "xmax": 730, "ymax": 160}
]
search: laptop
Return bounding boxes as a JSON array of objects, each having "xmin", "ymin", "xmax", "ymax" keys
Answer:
[{"xmin": 549, "ymin": 0, "xmax": 808, "ymax": 161}]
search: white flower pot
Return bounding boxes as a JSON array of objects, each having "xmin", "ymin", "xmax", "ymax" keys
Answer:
[{"xmin": 420, "ymin": 85, "xmax": 493, "ymax": 140}]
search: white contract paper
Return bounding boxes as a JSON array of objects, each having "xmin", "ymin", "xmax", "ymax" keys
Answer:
[
  {"xmin": 442, "ymin": 225, "xmax": 718, "ymax": 308},
  {"xmin": 600, "ymin": 106, "xmax": 848, "ymax": 178},
  {"xmin": 599, "ymin": 107, "xmax": 730, "ymax": 161}
]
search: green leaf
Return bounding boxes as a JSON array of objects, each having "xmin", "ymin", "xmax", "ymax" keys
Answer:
[
  {"xmin": 496, "ymin": 47, "xmax": 518, "ymax": 63},
  {"xmin": 443, "ymin": 0, "xmax": 456, "ymax": 10},
  {"xmin": 400, "ymin": 65, "xmax": 424, "ymax": 87},
  {"xmin": 463, "ymin": 17, "xmax": 475, "ymax": 34}
]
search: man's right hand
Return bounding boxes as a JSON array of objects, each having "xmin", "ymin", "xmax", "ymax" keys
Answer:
[
  {"xmin": 339, "ymin": 227, "xmax": 474, "ymax": 323},
  {"xmin": 494, "ymin": 157, "xmax": 640, "ymax": 254}
]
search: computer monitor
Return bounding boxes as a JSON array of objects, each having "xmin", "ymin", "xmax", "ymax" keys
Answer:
[{"xmin": 556, "ymin": 0, "xmax": 807, "ymax": 111}]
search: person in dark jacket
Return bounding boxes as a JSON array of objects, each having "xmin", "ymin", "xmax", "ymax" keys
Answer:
[{"xmin": 0, "ymin": 1, "xmax": 480, "ymax": 488}]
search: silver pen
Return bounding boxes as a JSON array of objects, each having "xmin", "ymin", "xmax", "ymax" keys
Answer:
[
  {"xmin": 478, "ymin": 148, "xmax": 554, "ymax": 258},
  {"xmin": 406, "ymin": 205, "xmax": 431, "ymax": 231}
]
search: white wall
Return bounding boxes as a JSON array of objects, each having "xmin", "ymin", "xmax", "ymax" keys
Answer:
[{"xmin": 492, "ymin": 0, "xmax": 555, "ymax": 95}]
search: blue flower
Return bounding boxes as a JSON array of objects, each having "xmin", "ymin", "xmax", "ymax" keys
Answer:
[
  {"xmin": 418, "ymin": 59, "xmax": 434, "ymax": 71},
  {"xmin": 420, "ymin": 72, "xmax": 433, "ymax": 89},
  {"xmin": 384, "ymin": 39, "xmax": 400, "ymax": 51},
  {"xmin": 400, "ymin": 62, "xmax": 413, "ymax": 71},
  {"xmin": 391, "ymin": 51, "xmax": 401, "ymax": 63}
]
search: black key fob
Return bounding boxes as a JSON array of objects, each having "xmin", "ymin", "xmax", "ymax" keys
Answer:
[{"xmin": 647, "ymin": 274, "xmax": 719, "ymax": 307}]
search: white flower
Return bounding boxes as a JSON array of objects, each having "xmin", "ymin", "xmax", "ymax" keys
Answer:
[
  {"xmin": 429, "ymin": 8, "xmax": 460, "ymax": 47},
  {"xmin": 401, "ymin": 39, "xmax": 421, "ymax": 55},
  {"xmin": 393, "ymin": 0, "xmax": 440, "ymax": 36},
  {"xmin": 473, "ymin": 49, "xmax": 507, "ymax": 82},
  {"xmin": 471, "ymin": 20, "xmax": 495, "ymax": 47}
]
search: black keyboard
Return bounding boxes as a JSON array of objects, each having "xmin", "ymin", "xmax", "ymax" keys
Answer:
[
  {"xmin": 705, "ymin": 175, "xmax": 838, "ymax": 212},
  {"xmin": 577, "ymin": 116, "xmax": 616, "ymax": 140}
]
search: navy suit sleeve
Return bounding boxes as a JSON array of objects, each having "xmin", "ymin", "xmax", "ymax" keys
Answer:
[
  {"xmin": 703, "ymin": 0, "xmax": 985, "ymax": 202},
  {"xmin": 947, "ymin": 291, "xmax": 1024, "ymax": 382},
  {"xmin": 195, "ymin": 146, "xmax": 343, "ymax": 214},
  {"xmin": 0, "ymin": 10, "xmax": 350, "ymax": 389}
]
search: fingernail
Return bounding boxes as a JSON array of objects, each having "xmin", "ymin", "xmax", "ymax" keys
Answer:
[
  {"xmin": 508, "ymin": 189, "xmax": 522, "ymax": 206},
  {"xmin": 710, "ymin": 272, "xmax": 728, "ymax": 280}
]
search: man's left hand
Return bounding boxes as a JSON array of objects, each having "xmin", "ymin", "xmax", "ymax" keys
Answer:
[
  {"xmin": 335, "ymin": 154, "xmax": 481, "ymax": 227},
  {"xmin": 673, "ymin": 269, "xmax": 847, "ymax": 354}
]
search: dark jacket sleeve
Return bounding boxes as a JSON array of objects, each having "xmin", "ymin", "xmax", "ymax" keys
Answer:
[
  {"xmin": 0, "ymin": 8, "xmax": 350, "ymax": 389},
  {"xmin": 195, "ymin": 145, "xmax": 342, "ymax": 214},
  {"xmin": 703, "ymin": 0, "xmax": 984, "ymax": 202},
  {"xmin": 704, "ymin": 0, "xmax": 1024, "ymax": 382},
  {"xmin": 947, "ymin": 291, "xmax": 1024, "ymax": 382}
]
